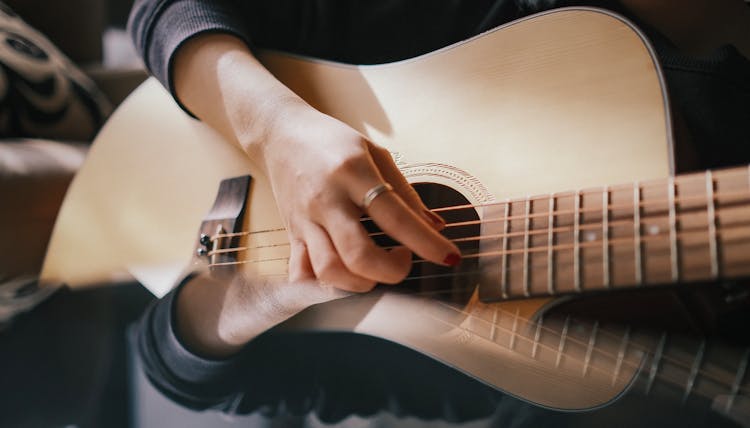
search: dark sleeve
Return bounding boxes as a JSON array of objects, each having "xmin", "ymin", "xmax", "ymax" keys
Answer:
[
  {"xmin": 136, "ymin": 276, "xmax": 506, "ymax": 421},
  {"xmin": 135, "ymin": 274, "xmax": 244, "ymax": 411},
  {"xmin": 127, "ymin": 0, "xmax": 252, "ymax": 103}
]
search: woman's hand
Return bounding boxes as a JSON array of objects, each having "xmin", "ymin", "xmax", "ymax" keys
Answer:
[
  {"xmin": 258, "ymin": 102, "xmax": 460, "ymax": 291},
  {"xmin": 173, "ymin": 33, "xmax": 460, "ymax": 294}
]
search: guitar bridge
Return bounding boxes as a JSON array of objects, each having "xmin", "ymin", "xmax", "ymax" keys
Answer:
[{"xmin": 194, "ymin": 175, "xmax": 252, "ymax": 277}]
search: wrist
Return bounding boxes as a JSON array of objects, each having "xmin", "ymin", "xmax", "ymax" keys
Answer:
[
  {"xmin": 172, "ymin": 32, "xmax": 310, "ymax": 169},
  {"xmin": 175, "ymin": 272, "xmax": 249, "ymax": 358},
  {"xmin": 235, "ymin": 94, "xmax": 310, "ymax": 171}
]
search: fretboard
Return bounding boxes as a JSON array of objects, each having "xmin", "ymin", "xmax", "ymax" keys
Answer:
[
  {"xmin": 478, "ymin": 165, "xmax": 750, "ymax": 301},
  {"xmin": 457, "ymin": 304, "xmax": 750, "ymax": 418}
]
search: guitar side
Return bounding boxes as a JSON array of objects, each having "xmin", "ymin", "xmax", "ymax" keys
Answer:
[{"xmin": 40, "ymin": 8, "xmax": 672, "ymax": 411}]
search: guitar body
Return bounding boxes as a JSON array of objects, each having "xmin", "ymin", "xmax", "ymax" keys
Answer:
[{"xmin": 41, "ymin": 9, "xmax": 675, "ymax": 411}]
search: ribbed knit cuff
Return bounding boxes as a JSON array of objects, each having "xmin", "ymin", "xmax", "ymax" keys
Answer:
[
  {"xmin": 128, "ymin": 0, "xmax": 253, "ymax": 115},
  {"xmin": 137, "ymin": 272, "xmax": 242, "ymax": 408}
]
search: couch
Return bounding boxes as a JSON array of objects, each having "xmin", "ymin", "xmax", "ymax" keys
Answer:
[
  {"xmin": 0, "ymin": 2, "xmax": 153, "ymax": 427},
  {"xmin": 0, "ymin": 0, "xmax": 147, "ymax": 285}
]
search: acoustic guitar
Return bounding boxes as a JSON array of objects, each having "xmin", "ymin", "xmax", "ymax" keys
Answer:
[{"xmin": 40, "ymin": 7, "xmax": 750, "ymax": 423}]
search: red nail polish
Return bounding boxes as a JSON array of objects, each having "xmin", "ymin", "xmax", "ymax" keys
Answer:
[
  {"xmin": 423, "ymin": 209, "xmax": 445, "ymax": 228},
  {"xmin": 443, "ymin": 253, "xmax": 461, "ymax": 267}
]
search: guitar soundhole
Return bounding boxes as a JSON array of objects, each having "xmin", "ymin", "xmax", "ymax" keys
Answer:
[{"xmin": 365, "ymin": 182, "xmax": 480, "ymax": 305}]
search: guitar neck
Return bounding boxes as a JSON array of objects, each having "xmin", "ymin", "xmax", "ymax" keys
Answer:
[
  {"xmin": 459, "ymin": 304, "xmax": 749, "ymax": 418},
  {"xmin": 478, "ymin": 165, "xmax": 750, "ymax": 301}
]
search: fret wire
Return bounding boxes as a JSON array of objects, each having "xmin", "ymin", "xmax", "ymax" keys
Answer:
[
  {"xmin": 602, "ymin": 187, "xmax": 610, "ymax": 288},
  {"xmin": 490, "ymin": 307, "xmax": 499, "ymax": 341},
  {"xmin": 447, "ymin": 223, "xmax": 750, "ymax": 259},
  {"xmin": 613, "ymin": 327, "xmax": 631, "ymax": 386},
  {"xmin": 431, "ymin": 187, "xmax": 748, "ymax": 230},
  {"xmin": 232, "ymin": 202, "xmax": 750, "ymax": 260},
  {"xmin": 428, "ymin": 309, "xmax": 645, "ymax": 390},
  {"xmin": 233, "ymin": 202, "xmax": 750, "ymax": 257},
  {"xmin": 573, "ymin": 191, "xmax": 582, "ymax": 293},
  {"xmin": 447, "ymin": 297, "xmax": 731, "ymax": 385},
  {"xmin": 432, "ymin": 301, "xmax": 750, "ymax": 403},
  {"xmin": 231, "ymin": 192, "xmax": 750, "ymax": 262},
  {"xmin": 646, "ymin": 332, "xmax": 667, "ymax": 394},
  {"xmin": 531, "ymin": 315, "xmax": 543, "ymax": 359},
  {"xmin": 668, "ymin": 177, "xmax": 679, "ymax": 282},
  {"xmin": 436, "ymin": 300, "xmax": 748, "ymax": 401},
  {"xmin": 523, "ymin": 197, "xmax": 532, "ymax": 297},
  {"xmin": 683, "ymin": 340, "xmax": 706, "ymax": 403},
  {"xmin": 381, "ymin": 208, "xmax": 750, "ymax": 256},
  {"xmin": 555, "ymin": 316, "xmax": 570, "ymax": 368},
  {"xmin": 420, "ymin": 170, "xmax": 747, "ymax": 216},
  {"xmin": 509, "ymin": 307, "xmax": 520, "ymax": 350},
  {"xmin": 361, "ymin": 187, "xmax": 750, "ymax": 246},
  {"xmin": 394, "ymin": 237, "xmax": 749, "ymax": 289},
  {"xmin": 405, "ymin": 233, "xmax": 750, "ymax": 288},
  {"xmin": 500, "ymin": 200, "xmax": 511, "ymax": 299},
  {"xmin": 432, "ymin": 299, "xmax": 750, "ymax": 402},
  {"xmin": 706, "ymin": 171, "xmax": 720, "ymax": 279},
  {"xmin": 634, "ymin": 183, "xmax": 643, "ymax": 286},
  {"xmin": 547, "ymin": 195, "xmax": 556, "ymax": 295},
  {"xmin": 583, "ymin": 321, "xmax": 599, "ymax": 377},
  {"xmin": 727, "ymin": 347, "xmax": 750, "ymax": 413}
]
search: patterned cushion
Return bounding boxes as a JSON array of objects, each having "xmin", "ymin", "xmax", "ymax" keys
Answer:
[{"xmin": 0, "ymin": 2, "xmax": 112, "ymax": 141}]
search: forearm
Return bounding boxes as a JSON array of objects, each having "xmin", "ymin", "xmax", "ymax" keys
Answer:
[
  {"xmin": 175, "ymin": 272, "xmax": 288, "ymax": 359},
  {"xmin": 172, "ymin": 33, "xmax": 307, "ymax": 165},
  {"xmin": 175, "ymin": 272, "xmax": 346, "ymax": 359},
  {"xmin": 174, "ymin": 273, "xmax": 244, "ymax": 359}
]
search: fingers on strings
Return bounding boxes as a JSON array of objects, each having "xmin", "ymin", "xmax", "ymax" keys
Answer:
[{"xmin": 368, "ymin": 143, "xmax": 446, "ymax": 231}]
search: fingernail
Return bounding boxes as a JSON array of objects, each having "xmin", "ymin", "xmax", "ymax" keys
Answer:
[
  {"xmin": 443, "ymin": 252, "xmax": 461, "ymax": 267},
  {"xmin": 423, "ymin": 209, "xmax": 445, "ymax": 228}
]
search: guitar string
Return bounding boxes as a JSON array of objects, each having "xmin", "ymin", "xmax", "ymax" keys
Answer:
[
  {"xmin": 410, "ymin": 225, "xmax": 750, "ymax": 264},
  {"xmin": 205, "ymin": 223, "xmax": 750, "ymax": 270},
  {"xmin": 208, "ymin": 181, "xmax": 750, "ymax": 241},
  {"xmin": 426, "ymin": 298, "xmax": 750, "ymax": 397},
  {"xmin": 367, "ymin": 188, "xmax": 749, "ymax": 240},
  {"xmin": 207, "ymin": 235, "xmax": 750, "ymax": 311},
  {"xmin": 206, "ymin": 192, "xmax": 749, "ymax": 269},
  {"xmin": 206, "ymin": 217, "xmax": 750, "ymax": 258},
  {"xmin": 368, "ymin": 212, "xmax": 739, "ymax": 249},
  {"xmin": 207, "ymin": 216, "xmax": 632, "ymax": 255}
]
